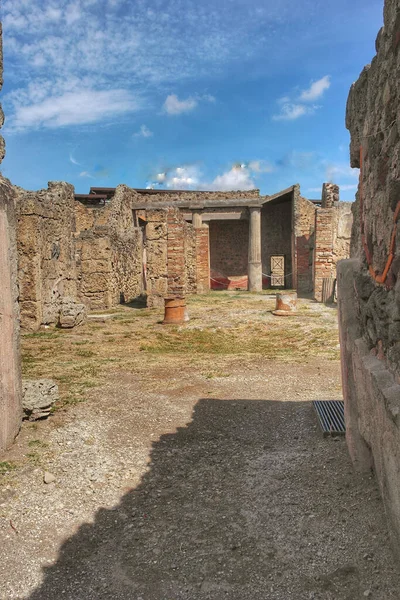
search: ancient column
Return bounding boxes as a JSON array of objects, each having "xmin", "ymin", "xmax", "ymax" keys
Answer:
[
  {"xmin": 248, "ymin": 207, "xmax": 262, "ymax": 292},
  {"xmin": 192, "ymin": 211, "xmax": 202, "ymax": 228}
]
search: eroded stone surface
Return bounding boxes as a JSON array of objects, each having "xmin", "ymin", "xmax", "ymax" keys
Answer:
[{"xmin": 22, "ymin": 379, "xmax": 59, "ymax": 420}]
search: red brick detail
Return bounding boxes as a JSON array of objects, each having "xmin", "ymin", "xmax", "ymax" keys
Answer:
[{"xmin": 195, "ymin": 227, "xmax": 210, "ymax": 293}]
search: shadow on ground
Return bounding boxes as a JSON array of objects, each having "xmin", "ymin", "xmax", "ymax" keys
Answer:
[{"xmin": 27, "ymin": 399, "xmax": 399, "ymax": 600}]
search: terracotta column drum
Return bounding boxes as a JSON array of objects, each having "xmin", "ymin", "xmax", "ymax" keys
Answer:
[
  {"xmin": 163, "ymin": 296, "xmax": 188, "ymax": 324},
  {"xmin": 273, "ymin": 292, "xmax": 297, "ymax": 316},
  {"xmin": 248, "ymin": 207, "xmax": 262, "ymax": 292}
]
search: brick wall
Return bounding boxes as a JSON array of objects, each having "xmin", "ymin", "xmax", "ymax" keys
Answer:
[{"xmin": 209, "ymin": 220, "xmax": 249, "ymax": 278}]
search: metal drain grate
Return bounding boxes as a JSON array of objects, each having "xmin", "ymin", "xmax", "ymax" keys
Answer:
[{"xmin": 313, "ymin": 400, "xmax": 345, "ymax": 436}]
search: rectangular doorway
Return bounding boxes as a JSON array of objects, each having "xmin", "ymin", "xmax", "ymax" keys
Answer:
[{"xmin": 270, "ymin": 255, "xmax": 285, "ymax": 288}]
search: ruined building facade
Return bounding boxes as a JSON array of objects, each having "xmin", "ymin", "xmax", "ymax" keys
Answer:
[
  {"xmin": 14, "ymin": 181, "xmax": 352, "ymax": 331},
  {"xmin": 338, "ymin": 0, "xmax": 400, "ymax": 553}
]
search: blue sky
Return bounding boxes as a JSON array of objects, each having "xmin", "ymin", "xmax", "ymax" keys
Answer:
[{"xmin": 1, "ymin": 0, "xmax": 383, "ymax": 200}]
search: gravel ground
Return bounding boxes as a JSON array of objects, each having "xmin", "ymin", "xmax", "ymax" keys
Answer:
[{"xmin": 1, "ymin": 295, "xmax": 399, "ymax": 599}]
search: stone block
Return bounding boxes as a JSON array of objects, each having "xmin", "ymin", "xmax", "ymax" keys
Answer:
[
  {"xmin": 58, "ymin": 297, "xmax": 86, "ymax": 328},
  {"xmin": 22, "ymin": 379, "xmax": 59, "ymax": 420}
]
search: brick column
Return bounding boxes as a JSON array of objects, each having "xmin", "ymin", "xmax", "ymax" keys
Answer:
[
  {"xmin": 248, "ymin": 207, "xmax": 262, "ymax": 292},
  {"xmin": 167, "ymin": 209, "xmax": 186, "ymax": 296},
  {"xmin": 195, "ymin": 224, "xmax": 210, "ymax": 293},
  {"xmin": 313, "ymin": 207, "xmax": 335, "ymax": 301}
]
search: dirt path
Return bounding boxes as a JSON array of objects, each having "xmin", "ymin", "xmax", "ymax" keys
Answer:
[{"xmin": 1, "ymin": 293, "xmax": 399, "ymax": 599}]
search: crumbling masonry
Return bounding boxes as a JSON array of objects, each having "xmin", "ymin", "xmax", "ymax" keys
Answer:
[
  {"xmin": 14, "ymin": 183, "xmax": 352, "ymax": 331},
  {"xmin": 338, "ymin": 0, "xmax": 400, "ymax": 553}
]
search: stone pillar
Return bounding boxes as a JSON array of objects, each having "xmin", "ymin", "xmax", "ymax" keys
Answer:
[
  {"xmin": 192, "ymin": 211, "xmax": 202, "ymax": 229},
  {"xmin": 0, "ymin": 21, "xmax": 22, "ymax": 451},
  {"xmin": 248, "ymin": 207, "xmax": 262, "ymax": 292},
  {"xmin": 0, "ymin": 178, "xmax": 22, "ymax": 451}
]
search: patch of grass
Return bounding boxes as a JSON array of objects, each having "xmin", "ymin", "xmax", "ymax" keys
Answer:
[
  {"xmin": 28, "ymin": 439, "xmax": 48, "ymax": 449},
  {"xmin": 26, "ymin": 452, "xmax": 41, "ymax": 465},
  {"xmin": 203, "ymin": 371, "xmax": 231, "ymax": 379},
  {"xmin": 72, "ymin": 340, "xmax": 91, "ymax": 346},
  {"xmin": 0, "ymin": 461, "xmax": 17, "ymax": 474},
  {"xmin": 23, "ymin": 331, "xmax": 60, "ymax": 339},
  {"xmin": 75, "ymin": 349, "xmax": 96, "ymax": 358}
]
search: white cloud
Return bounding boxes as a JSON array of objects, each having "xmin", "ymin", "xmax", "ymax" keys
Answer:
[
  {"xmin": 248, "ymin": 160, "xmax": 274, "ymax": 173},
  {"xmin": 133, "ymin": 124, "xmax": 153, "ymax": 138},
  {"xmin": 148, "ymin": 163, "xmax": 258, "ymax": 191},
  {"xmin": 299, "ymin": 75, "xmax": 331, "ymax": 102},
  {"xmin": 163, "ymin": 94, "xmax": 198, "ymax": 115},
  {"xmin": 273, "ymin": 75, "xmax": 330, "ymax": 122},
  {"xmin": 325, "ymin": 163, "xmax": 359, "ymax": 180},
  {"xmin": 79, "ymin": 171, "xmax": 95, "ymax": 178},
  {"xmin": 272, "ymin": 103, "xmax": 310, "ymax": 121},
  {"xmin": 211, "ymin": 165, "xmax": 256, "ymax": 191},
  {"xmin": 10, "ymin": 88, "xmax": 140, "ymax": 130}
]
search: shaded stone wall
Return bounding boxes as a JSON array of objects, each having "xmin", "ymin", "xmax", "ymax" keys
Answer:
[
  {"xmin": 339, "ymin": 0, "xmax": 400, "ymax": 553},
  {"xmin": 209, "ymin": 220, "xmax": 249, "ymax": 278},
  {"xmin": 16, "ymin": 182, "xmax": 78, "ymax": 330},
  {"xmin": 261, "ymin": 199, "xmax": 292, "ymax": 288}
]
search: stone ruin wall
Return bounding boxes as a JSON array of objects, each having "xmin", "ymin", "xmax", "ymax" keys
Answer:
[
  {"xmin": 338, "ymin": 0, "xmax": 400, "ymax": 553},
  {"xmin": 0, "ymin": 23, "xmax": 22, "ymax": 451},
  {"xmin": 15, "ymin": 182, "xmax": 78, "ymax": 330},
  {"xmin": 75, "ymin": 186, "xmax": 143, "ymax": 309},
  {"xmin": 313, "ymin": 185, "xmax": 353, "ymax": 302}
]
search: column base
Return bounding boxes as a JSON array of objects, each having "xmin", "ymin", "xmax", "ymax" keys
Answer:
[{"xmin": 248, "ymin": 261, "xmax": 262, "ymax": 292}]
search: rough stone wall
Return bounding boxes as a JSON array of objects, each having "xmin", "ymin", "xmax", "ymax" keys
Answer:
[
  {"xmin": 294, "ymin": 189, "xmax": 316, "ymax": 294},
  {"xmin": 75, "ymin": 186, "xmax": 143, "ymax": 309},
  {"xmin": 134, "ymin": 189, "xmax": 260, "ymax": 206},
  {"xmin": 0, "ymin": 178, "xmax": 22, "ymax": 451},
  {"xmin": 339, "ymin": 0, "xmax": 400, "ymax": 553},
  {"xmin": 16, "ymin": 183, "xmax": 78, "ymax": 330},
  {"xmin": 209, "ymin": 220, "xmax": 249, "ymax": 278},
  {"xmin": 261, "ymin": 199, "xmax": 293, "ymax": 288},
  {"xmin": 322, "ymin": 183, "xmax": 340, "ymax": 208},
  {"xmin": 75, "ymin": 232, "xmax": 115, "ymax": 310}
]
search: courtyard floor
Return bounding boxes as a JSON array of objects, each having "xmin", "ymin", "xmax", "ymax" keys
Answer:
[{"xmin": 1, "ymin": 292, "xmax": 400, "ymax": 599}]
